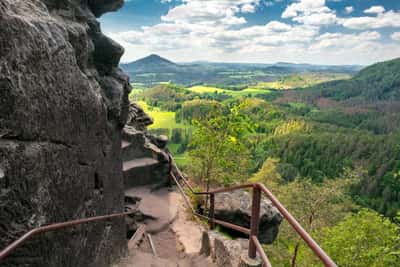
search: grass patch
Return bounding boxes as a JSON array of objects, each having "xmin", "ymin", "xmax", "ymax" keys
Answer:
[
  {"xmin": 137, "ymin": 101, "xmax": 189, "ymax": 131},
  {"xmin": 187, "ymin": 85, "xmax": 271, "ymax": 97},
  {"xmin": 187, "ymin": 85, "xmax": 227, "ymax": 94}
]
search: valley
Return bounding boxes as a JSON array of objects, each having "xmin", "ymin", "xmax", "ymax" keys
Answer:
[{"xmin": 127, "ymin": 55, "xmax": 400, "ymax": 266}]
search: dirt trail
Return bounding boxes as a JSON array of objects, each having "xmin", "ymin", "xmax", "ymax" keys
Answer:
[{"xmin": 114, "ymin": 186, "xmax": 214, "ymax": 267}]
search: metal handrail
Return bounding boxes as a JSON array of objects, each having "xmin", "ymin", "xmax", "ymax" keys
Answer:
[
  {"xmin": 1, "ymin": 156, "xmax": 337, "ymax": 267},
  {"xmin": 251, "ymin": 236, "xmax": 272, "ymax": 267},
  {"xmin": 170, "ymin": 165, "xmax": 337, "ymax": 267},
  {"xmin": 0, "ymin": 210, "xmax": 136, "ymax": 262},
  {"xmin": 256, "ymin": 183, "xmax": 337, "ymax": 267}
]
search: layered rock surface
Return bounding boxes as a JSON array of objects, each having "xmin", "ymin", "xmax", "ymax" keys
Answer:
[{"xmin": 0, "ymin": 0, "xmax": 131, "ymax": 266}]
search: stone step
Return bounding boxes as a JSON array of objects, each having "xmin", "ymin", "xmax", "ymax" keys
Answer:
[
  {"xmin": 125, "ymin": 187, "xmax": 178, "ymax": 234},
  {"xmin": 123, "ymin": 158, "xmax": 161, "ymax": 188},
  {"xmin": 123, "ymin": 158, "xmax": 159, "ymax": 171},
  {"xmin": 112, "ymin": 251, "xmax": 176, "ymax": 267},
  {"xmin": 121, "ymin": 138, "xmax": 153, "ymax": 161},
  {"xmin": 113, "ymin": 251, "xmax": 214, "ymax": 267}
]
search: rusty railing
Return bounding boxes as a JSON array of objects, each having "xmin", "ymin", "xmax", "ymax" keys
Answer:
[
  {"xmin": 1, "ymin": 156, "xmax": 338, "ymax": 267},
  {"xmin": 0, "ymin": 210, "xmax": 136, "ymax": 262},
  {"xmin": 169, "ymin": 158, "xmax": 337, "ymax": 267}
]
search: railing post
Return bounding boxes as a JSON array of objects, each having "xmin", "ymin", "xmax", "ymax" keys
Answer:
[
  {"xmin": 249, "ymin": 185, "xmax": 261, "ymax": 259},
  {"xmin": 209, "ymin": 193, "xmax": 215, "ymax": 230}
]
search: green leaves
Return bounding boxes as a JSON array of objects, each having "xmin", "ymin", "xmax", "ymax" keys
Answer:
[
  {"xmin": 187, "ymin": 104, "xmax": 252, "ymax": 187},
  {"xmin": 320, "ymin": 209, "xmax": 400, "ymax": 267}
]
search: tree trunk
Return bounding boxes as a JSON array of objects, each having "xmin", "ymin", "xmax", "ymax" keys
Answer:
[{"xmin": 291, "ymin": 242, "xmax": 300, "ymax": 267}]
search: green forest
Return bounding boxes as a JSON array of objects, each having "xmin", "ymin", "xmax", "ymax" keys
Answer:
[{"xmin": 130, "ymin": 58, "xmax": 400, "ymax": 266}]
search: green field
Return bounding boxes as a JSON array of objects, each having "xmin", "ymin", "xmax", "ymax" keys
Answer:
[
  {"xmin": 187, "ymin": 86, "xmax": 226, "ymax": 94},
  {"xmin": 137, "ymin": 101, "xmax": 187, "ymax": 130},
  {"xmin": 253, "ymin": 73, "xmax": 351, "ymax": 90},
  {"xmin": 187, "ymin": 85, "xmax": 271, "ymax": 96}
]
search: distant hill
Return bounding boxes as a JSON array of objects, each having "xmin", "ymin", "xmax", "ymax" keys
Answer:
[
  {"xmin": 275, "ymin": 62, "xmax": 362, "ymax": 73},
  {"xmin": 121, "ymin": 54, "xmax": 181, "ymax": 74},
  {"xmin": 120, "ymin": 54, "xmax": 363, "ymax": 86}
]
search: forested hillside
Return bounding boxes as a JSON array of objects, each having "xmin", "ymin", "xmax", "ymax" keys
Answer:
[
  {"xmin": 130, "ymin": 58, "xmax": 400, "ymax": 266},
  {"xmin": 272, "ymin": 58, "xmax": 400, "ymax": 217},
  {"xmin": 305, "ymin": 57, "xmax": 400, "ymax": 102}
]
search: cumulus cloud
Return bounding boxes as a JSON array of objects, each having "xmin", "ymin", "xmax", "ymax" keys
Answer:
[
  {"xmin": 344, "ymin": 6, "xmax": 354, "ymax": 14},
  {"xmin": 161, "ymin": 0, "xmax": 260, "ymax": 26},
  {"xmin": 281, "ymin": 1, "xmax": 400, "ymax": 30},
  {"xmin": 340, "ymin": 10, "xmax": 400, "ymax": 30},
  {"xmin": 282, "ymin": 0, "xmax": 337, "ymax": 25},
  {"xmin": 264, "ymin": 1, "xmax": 274, "ymax": 7},
  {"xmin": 106, "ymin": 0, "xmax": 400, "ymax": 65},
  {"xmin": 392, "ymin": 32, "xmax": 400, "ymax": 41},
  {"xmin": 241, "ymin": 4, "xmax": 256, "ymax": 13},
  {"xmin": 311, "ymin": 31, "xmax": 381, "ymax": 50},
  {"xmin": 364, "ymin": 6, "xmax": 385, "ymax": 14}
]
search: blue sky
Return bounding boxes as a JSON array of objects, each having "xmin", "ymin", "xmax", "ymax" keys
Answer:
[{"xmin": 101, "ymin": 0, "xmax": 400, "ymax": 65}]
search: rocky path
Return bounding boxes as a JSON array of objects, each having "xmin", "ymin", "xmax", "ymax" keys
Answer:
[{"xmin": 113, "ymin": 186, "xmax": 215, "ymax": 267}]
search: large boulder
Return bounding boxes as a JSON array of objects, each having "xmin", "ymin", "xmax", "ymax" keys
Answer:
[
  {"xmin": 0, "ymin": 0, "xmax": 131, "ymax": 267},
  {"xmin": 214, "ymin": 190, "xmax": 282, "ymax": 244}
]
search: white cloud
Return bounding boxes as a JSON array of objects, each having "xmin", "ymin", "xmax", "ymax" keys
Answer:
[
  {"xmin": 161, "ymin": 0, "xmax": 260, "ymax": 26},
  {"xmin": 264, "ymin": 1, "xmax": 274, "ymax": 7},
  {"xmin": 364, "ymin": 6, "xmax": 385, "ymax": 14},
  {"xmin": 391, "ymin": 32, "xmax": 400, "ymax": 41},
  {"xmin": 282, "ymin": 0, "xmax": 337, "ymax": 26},
  {"xmin": 241, "ymin": 4, "xmax": 256, "ymax": 13},
  {"xmin": 340, "ymin": 10, "xmax": 400, "ymax": 30},
  {"xmin": 344, "ymin": 6, "xmax": 354, "ymax": 14},
  {"xmin": 106, "ymin": 0, "xmax": 400, "ymax": 65},
  {"xmin": 311, "ymin": 31, "xmax": 381, "ymax": 50}
]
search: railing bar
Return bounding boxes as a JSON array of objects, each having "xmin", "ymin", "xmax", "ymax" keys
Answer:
[
  {"xmin": 170, "ymin": 161, "xmax": 209, "ymax": 195},
  {"xmin": 170, "ymin": 172, "xmax": 198, "ymax": 215},
  {"xmin": 171, "ymin": 158, "xmax": 252, "ymax": 196},
  {"xmin": 208, "ymin": 184, "xmax": 254, "ymax": 194},
  {"xmin": 170, "ymin": 161, "xmax": 337, "ymax": 267},
  {"xmin": 128, "ymin": 224, "xmax": 146, "ymax": 250},
  {"xmin": 147, "ymin": 233, "xmax": 157, "ymax": 257},
  {"xmin": 171, "ymin": 172, "xmax": 251, "ymax": 235},
  {"xmin": 170, "ymin": 157, "xmax": 194, "ymax": 190},
  {"xmin": 251, "ymin": 236, "xmax": 272, "ymax": 267},
  {"xmin": 249, "ymin": 186, "xmax": 261, "ymax": 259},
  {"xmin": 211, "ymin": 219, "xmax": 251, "ymax": 235},
  {"xmin": 209, "ymin": 193, "xmax": 215, "ymax": 230},
  {"xmin": 256, "ymin": 183, "xmax": 337, "ymax": 267},
  {"xmin": 0, "ymin": 210, "xmax": 136, "ymax": 262}
]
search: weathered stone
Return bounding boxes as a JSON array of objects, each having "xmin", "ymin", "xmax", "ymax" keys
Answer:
[
  {"xmin": 126, "ymin": 103, "xmax": 153, "ymax": 131},
  {"xmin": 88, "ymin": 0, "xmax": 124, "ymax": 17},
  {"xmin": 0, "ymin": 0, "xmax": 131, "ymax": 266},
  {"xmin": 122, "ymin": 123, "xmax": 171, "ymax": 189},
  {"xmin": 154, "ymin": 135, "xmax": 169, "ymax": 149},
  {"xmin": 214, "ymin": 190, "xmax": 282, "ymax": 244},
  {"xmin": 201, "ymin": 231, "xmax": 248, "ymax": 267},
  {"xmin": 239, "ymin": 253, "xmax": 262, "ymax": 267},
  {"xmin": 200, "ymin": 231, "xmax": 212, "ymax": 256}
]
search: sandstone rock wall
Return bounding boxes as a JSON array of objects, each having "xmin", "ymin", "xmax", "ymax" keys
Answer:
[{"xmin": 0, "ymin": 0, "xmax": 130, "ymax": 266}]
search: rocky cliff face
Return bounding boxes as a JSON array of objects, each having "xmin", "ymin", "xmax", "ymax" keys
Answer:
[{"xmin": 0, "ymin": 0, "xmax": 131, "ymax": 266}]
